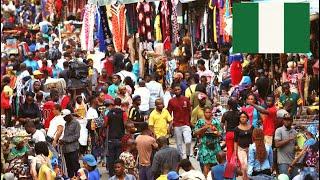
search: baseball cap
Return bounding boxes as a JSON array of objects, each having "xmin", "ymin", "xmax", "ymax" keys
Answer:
[
  {"xmin": 167, "ymin": 171, "xmax": 179, "ymax": 180},
  {"xmin": 277, "ymin": 109, "xmax": 290, "ymax": 119},
  {"xmin": 82, "ymin": 154, "xmax": 97, "ymax": 166},
  {"xmin": 197, "ymin": 93, "xmax": 207, "ymax": 100},
  {"xmin": 61, "ymin": 109, "xmax": 71, "ymax": 117}
]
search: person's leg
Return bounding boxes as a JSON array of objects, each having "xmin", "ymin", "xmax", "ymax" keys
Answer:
[
  {"xmin": 139, "ymin": 166, "xmax": 147, "ymax": 180},
  {"xmin": 64, "ymin": 152, "xmax": 74, "ymax": 178},
  {"xmin": 174, "ymin": 126, "xmax": 184, "ymax": 158},
  {"xmin": 237, "ymin": 147, "xmax": 248, "ymax": 180},
  {"xmin": 182, "ymin": 125, "xmax": 192, "ymax": 158},
  {"xmin": 69, "ymin": 150, "xmax": 80, "ymax": 177},
  {"xmin": 225, "ymin": 131, "xmax": 234, "ymax": 162},
  {"xmin": 106, "ymin": 141, "xmax": 116, "ymax": 177},
  {"xmin": 146, "ymin": 165, "xmax": 154, "ymax": 180}
]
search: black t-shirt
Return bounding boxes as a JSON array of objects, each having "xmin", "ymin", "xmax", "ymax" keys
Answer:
[
  {"xmin": 107, "ymin": 108, "xmax": 125, "ymax": 139},
  {"xmin": 19, "ymin": 103, "xmax": 41, "ymax": 119},
  {"xmin": 255, "ymin": 76, "xmax": 270, "ymax": 99},
  {"xmin": 234, "ymin": 126, "xmax": 254, "ymax": 148},
  {"xmin": 221, "ymin": 110, "xmax": 240, "ymax": 132},
  {"xmin": 128, "ymin": 106, "xmax": 144, "ymax": 132}
]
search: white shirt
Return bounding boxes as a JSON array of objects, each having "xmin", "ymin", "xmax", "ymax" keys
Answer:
[
  {"xmin": 117, "ymin": 70, "xmax": 137, "ymax": 84},
  {"xmin": 77, "ymin": 119, "xmax": 88, "ymax": 146},
  {"xmin": 133, "ymin": 87, "xmax": 150, "ymax": 112},
  {"xmin": 47, "ymin": 115, "xmax": 65, "ymax": 139},
  {"xmin": 180, "ymin": 170, "xmax": 206, "ymax": 180},
  {"xmin": 146, "ymin": 81, "xmax": 164, "ymax": 109},
  {"xmin": 32, "ymin": 130, "xmax": 46, "ymax": 143},
  {"xmin": 86, "ymin": 107, "xmax": 99, "ymax": 120}
]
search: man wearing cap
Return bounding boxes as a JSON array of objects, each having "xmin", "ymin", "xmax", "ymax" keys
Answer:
[
  {"xmin": 59, "ymin": 109, "xmax": 80, "ymax": 178},
  {"xmin": 82, "ymin": 154, "xmax": 100, "ymax": 179},
  {"xmin": 274, "ymin": 116, "xmax": 298, "ymax": 178},
  {"xmin": 167, "ymin": 171, "xmax": 179, "ymax": 180}
]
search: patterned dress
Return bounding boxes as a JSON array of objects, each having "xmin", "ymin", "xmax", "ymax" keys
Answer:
[
  {"xmin": 119, "ymin": 151, "xmax": 139, "ymax": 179},
  {"xmin": 194, "ymin": 118, "xmax": 222, "ymax": 164}
]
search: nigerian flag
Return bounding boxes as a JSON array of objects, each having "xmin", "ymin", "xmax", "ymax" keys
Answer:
[{"xmin": 233, "ymin": 2, "xmax": 310, "ymax": 53}]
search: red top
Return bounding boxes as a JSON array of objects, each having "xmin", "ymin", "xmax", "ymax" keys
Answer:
[
  {"xmin": 43, "ymin": 101, "xmax": 55, "ymax": 129},
  {"xmin": 104, "ymin": 57, "xmax": 114, "ymax": 76},
  {"xmin": 263, "ymin": 106, "xmax": 277, "ymax": 136},
  {"xmin": 40, "ymin": 66, "xmax": 53, "ymax": 77},
  {"xmin": 60, "ymin": 95, "xmax": 70, "ymax": 109},
  {"xmin": 167, "ymin": 96, "xmax": 191, "ymax": 127}
]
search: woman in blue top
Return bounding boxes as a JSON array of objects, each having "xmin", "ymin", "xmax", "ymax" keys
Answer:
[
  {"xmin": 247, "ymin": 128, "xmax": 273, "ymax": 177},
  {"xmin": 51, "ymin": 59, "xmax": 62, "ymax": 79}
]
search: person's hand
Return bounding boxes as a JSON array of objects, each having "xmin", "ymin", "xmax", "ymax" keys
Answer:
[
  {"xmin": 52, "ymin": 140, "xmax": 57, "ymax": 147},
  {"xmin": 288, "ymin": 166, "xmax": 293, "ymax": 174},
  {"xmin": 58, "ymin": 140, "xmax": 64, "ymax": 145}
]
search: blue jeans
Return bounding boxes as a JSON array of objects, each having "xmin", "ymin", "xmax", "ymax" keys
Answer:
[
  {"xmin": 139, "ymin": 165, "xmax": 153, "ymax": 180},
  {"xmin": 106, "ymin": 139, "xmax": 122, "ymax": 177},
  {"xmin": 278, "ymin": 164, "xmax": 299, "ymax": 179}
]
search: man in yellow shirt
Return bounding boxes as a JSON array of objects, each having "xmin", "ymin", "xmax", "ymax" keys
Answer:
[
  {"xmin": 185, "ymin": 77, "xmax": 197, "ymax": 99},
  {"xmin": 149, "ymin": 98, "xmax": 172, "ymax": 139},
  {"xmin": 191, "ymin": 93, "xmax": 207, "ymax": 127}
]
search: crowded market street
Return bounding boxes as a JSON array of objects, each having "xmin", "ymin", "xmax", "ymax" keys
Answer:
[{"xmin": 1, "ymin": 0, "xmax": 319, "ymax": 180}]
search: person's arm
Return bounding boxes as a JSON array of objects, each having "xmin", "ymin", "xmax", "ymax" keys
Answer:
[
  {"xmin": 220, "ymin": 113, "xmax": 226, "ymax": 131},
  {"xmin": 194, "ymin": 123, "xmax": 209, "ymax": 137},
  {"xmin": 289, "ymin": 147, "xmax": 307, "ymax": 172},
  {"xmin": 247, "ymin": 145, "xmax": 254, "ymax": 176},
  {"xmin": 148, "ymin": 113, "xmax": 155, "ymax": 134},
  {"xmin": 191, "ymin": 109, "xmax": 198, "ymax": 127},
  {"xmin": 250, "ymin": 103, "xmax": 269, "ymax": 115},
  {"xmin": 61, "ymin": 122, "xmax": 80, "ymax": 143},
  {"xmin": 52, "ymin": 125, "xmax": 63, "ymax": 147},
  {"xmin": 274, "ymin": 131, "xmax": 295, "ymax": 148}
]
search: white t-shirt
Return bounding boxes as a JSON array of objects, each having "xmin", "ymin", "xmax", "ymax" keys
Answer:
[
  {"xmin": 133, "ymin": 87, "xmax": 150, "ymax": 112},
  {"xmin": 180, "ymin": 170, "xmax": 206, "ymax": 180},
  {"xmin": 146, "ymin": 81, "xmax": 164, "ymax": 109},
  {"xmin": 86, "ymin": 107, "xmax": 99, "ymax": 120},
  {"xmin": 32, "ymin": 130, "xmax": 46, "ymax": 143},
  {"xmin": 77, "ymin": 119, "xmax": 88, "ymax": 146},
  {"xmin": 47, "ymin": 115, "xmax": 65, "ymax": 139},
  {"xmin": 117, "ymin": 70, "xmax": 137, "ymax": 84}
]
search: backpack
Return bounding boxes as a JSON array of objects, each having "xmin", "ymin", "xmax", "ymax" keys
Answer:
[{"xmin": 107, "ymin": 108, "xmax": 125, "ymax": 139}]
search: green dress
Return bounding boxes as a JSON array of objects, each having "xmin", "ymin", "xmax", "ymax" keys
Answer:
[{"xmin": 194, "ymin": 118, "xmax": 222, "ymax": 164}]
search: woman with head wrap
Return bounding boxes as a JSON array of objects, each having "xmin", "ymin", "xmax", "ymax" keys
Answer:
[{"xmin": 7, "ymin": 137, "xmax": 29, "ymax": 161}]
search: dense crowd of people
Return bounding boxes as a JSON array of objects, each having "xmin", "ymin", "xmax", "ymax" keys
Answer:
[{"xmin": 1, "ymin": 0, "xmax": 320, "ymax": 180}]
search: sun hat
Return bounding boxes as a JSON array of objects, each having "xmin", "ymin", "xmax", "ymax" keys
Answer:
[{"xmin": 33, "ymin": 70, "xmax": 43, "ymax": 76}]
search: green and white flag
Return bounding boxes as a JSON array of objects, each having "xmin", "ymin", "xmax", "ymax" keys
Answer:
[{"xmin": 233, "ymin": 2, "xmax": 310, "ymax": 53}]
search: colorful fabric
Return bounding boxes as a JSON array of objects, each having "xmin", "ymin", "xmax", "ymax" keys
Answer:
[
  {"xmin": 111, "ymin": 4, "xmax": 127, "ymax": 52},
  {"xmin": 137, "ymin": 1, "xmax": 153, "ymax": 42}
]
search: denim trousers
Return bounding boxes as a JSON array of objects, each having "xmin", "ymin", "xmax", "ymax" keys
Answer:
[{"xmin": 278, "ymin": 163, "xmax": 299, "ymax": 179}]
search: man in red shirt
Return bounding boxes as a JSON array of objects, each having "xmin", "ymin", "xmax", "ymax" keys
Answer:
[
  {"xmin": 167, "ymin": 84, "xmax": 192, "ymax": 159},
  {"xmin": 43, "ymin": 89, "xmax": 60, "ymax": 129},
  {"xmin": 39, "ymin": 60, "xmax": 53, "ymax": 77},
  {"xmin": 249, "ymin": 95, "xmax": 277, "ymax": 146}
]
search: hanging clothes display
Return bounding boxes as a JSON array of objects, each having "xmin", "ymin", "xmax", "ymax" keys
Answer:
[
  {"xmin": 68, "ymin": 0, "xmax": 87, "ymax": 15},
  {"xmin": 110, "ymin": 3, "xmax": 127, "ymax": 52},
  {"xmin": 136, "ymin": 1, "xmax": 153, "ymax": 42},
  {"xmin": 159, "ymin": 0, "xmax": 172, "ymax": 51},
  {"xmin": 171, "ymin": 0, "xmax": 179, "ymax": 44},
  {"xmin": 99, "ymin": 5, "xmax": 112, "ymax": 42},
  {"xmin": 229, "ymin": 53, "xmax": 243, "ymax": 86},
  {"xmin": 96, "ymin": 7, "xmax": 106, "ymax": 52},
  {"xmin": 126, "ymin": 3, "xmax": 138, "ymax": 35},
  {"xmin": 154, "ymin": 14, "xmax": 162, "ymax": 42},
  {"xmin": 80, "ymin": 4, "xmax": 96, "ymax": 51}
]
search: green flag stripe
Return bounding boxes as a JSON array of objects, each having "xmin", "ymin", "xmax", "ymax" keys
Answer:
[
  {"xmin": 233, "ymin": 3, "xmax": 259, "ymax": 53},
  {"xmin": 284, "ymin": 3, "xmax": 310, "ymax": 53}
]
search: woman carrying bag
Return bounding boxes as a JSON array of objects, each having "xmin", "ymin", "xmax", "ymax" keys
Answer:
[{"xmin": 194, "ymin": 106, "xmax": 222, "ymax": 177}]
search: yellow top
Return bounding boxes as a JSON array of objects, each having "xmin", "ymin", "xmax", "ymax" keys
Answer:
[
  {"xmin": 148, "ymin": 108, "xmax": 172, "ymax": 138},
  {"xmin": 191, "ymin": 105, "xmax": 205, "ymax": 126},
  {"xmin": 156, "ymin": 174, "xmax": 168, "ymax": 180},
  {"xmin": 185, "ymin": 84, "xmax": 197, "ymax": 99},
  {"xmin": 38, "ymin": 164, "xmax": 56, "ymax": 180}
]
